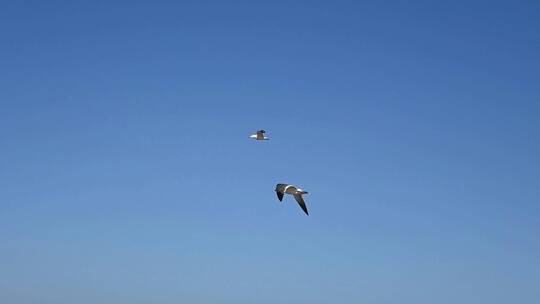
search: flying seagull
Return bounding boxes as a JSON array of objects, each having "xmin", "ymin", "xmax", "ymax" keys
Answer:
[
  {"xmin": 275, "ymin": 184, "xmax": 309, "ymax": 215},
  {"xmin": 250, "ymin": 129, "xmax": 270, "ymax": 140}
]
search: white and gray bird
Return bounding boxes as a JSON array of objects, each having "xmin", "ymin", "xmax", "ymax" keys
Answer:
[
  {"xmin": 275, "ymin": 184, "xmax": 309, "ymax": 215},
  {"xmin": 250, "ymin": 129, "xmax": 270, "ymax": 140}
]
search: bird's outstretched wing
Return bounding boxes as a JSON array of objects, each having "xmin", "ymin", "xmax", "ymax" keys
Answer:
[
  {"xmin": 275, "ymin": 184, "xmax": 287, "ymax": 201},
  {"xmin": 276, "ymin": 190, "xmax": 284, "ymax": 201},
  {"xmin": 256, "ymin": 130, "xmax": 265, "ymax": 140},
  {"xmin": 293, "ymin": 194, "xmax": 309, "ymax": 215}
]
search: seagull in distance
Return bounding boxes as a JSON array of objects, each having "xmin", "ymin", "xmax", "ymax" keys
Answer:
[
  {"xmin": 250, "ymin": 129, "xmax": 270, "ymax": 140},
  {"xmin": 275, "ymin": 184, "xmax": 309, "ymax": 215}
]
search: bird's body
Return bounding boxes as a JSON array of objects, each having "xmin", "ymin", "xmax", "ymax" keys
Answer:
[
  {"xmin": 250, "ymin": 129, "xmax": 270, "ymax": 140},
  {"xmin": 275, "ymin": 184, "xmax": 309, "ymax": 215}
]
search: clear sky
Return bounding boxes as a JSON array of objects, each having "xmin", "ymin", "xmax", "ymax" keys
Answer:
[{"xmin": 1, "ymin": 1, "xmax": 539, "ymax": 303}]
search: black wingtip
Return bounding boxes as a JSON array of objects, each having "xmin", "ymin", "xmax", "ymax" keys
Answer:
[{"xmin": 275, "ymin": 190, "xmax": 284, "ymax": 202}]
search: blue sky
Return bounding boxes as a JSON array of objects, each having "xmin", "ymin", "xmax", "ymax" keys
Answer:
[{"xmin": 1, "ymin": 1, "xmax": 539, "ymax": 303}]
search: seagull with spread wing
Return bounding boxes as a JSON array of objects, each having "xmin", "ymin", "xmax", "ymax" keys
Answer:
[
  {"xmin": 250, "ymin": 129, "xmax": 270, "ymax": 140},
  {"xmin": 275, "ymin": 184, "xmax": 310, "ymax": 215}
]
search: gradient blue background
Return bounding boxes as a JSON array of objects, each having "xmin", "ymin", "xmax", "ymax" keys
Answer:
[{"xmin": 1, "ymin": 1, "xmax": 539, "ymax": 303}]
